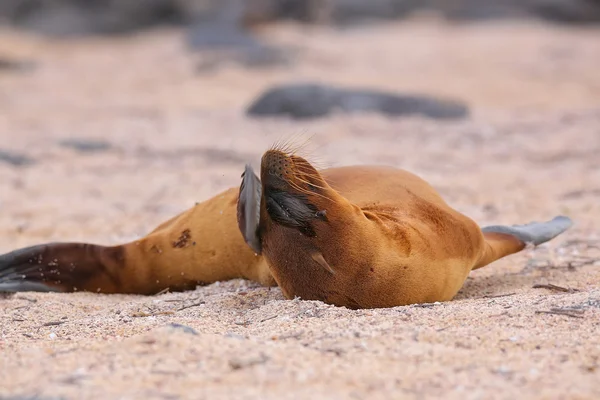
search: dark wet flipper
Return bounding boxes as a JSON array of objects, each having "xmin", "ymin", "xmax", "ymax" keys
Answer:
[
  {"xmin": 0, "ymin": 281, "xmax": 60, "ymax": 292},
  {"xmin": 475, "ymin": 215, "xmax": 574, "ymax": 270},
  {"xmin": 481, "ymin": 215, "xmax": 573, "ymax": 246},
  {"xmin": 237, "ymin": 164, "xmax": 262, "ymax": 254},
  {"xmin": 0, "ymin": 242, "xmax": 123, "ymax": 293}
]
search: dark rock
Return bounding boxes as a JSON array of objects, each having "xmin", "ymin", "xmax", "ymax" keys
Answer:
[
  {"xmin": 321, "ymin": 0, "xmax": 600, "ymax": 24},
  {"xmin": 58, "ymin": 138, "xmax": 112, "ymax": 153},
  {"xmin": 0, "ymin": 0, "xmax": 184, "ymax": 36},
  {"xmin": 0, "ymin": 150, "xmax": 35, "ymax": 167},
  {"xmin": 0, "ymin": 57, "xmax": 36, "ymax": 73},
  {"xmin": 186, "ymin": 24, "xmax": 261, "ymax": 50},
  {"xmin": 237, "ymin": 0, "xmax": 600, "ymax": 25},
  {"xmin": 185, "ymin": 0, "xmax": 257, "ymax": 50},
  {"xmin": 532, "ymin": 0, "xmax": 600, "ymax": 24},
  {"xmin": 241, "ymin": 0, "xmax": 330, "ymax": 25},
  {"xmin": 1, "ymin": 0, "xmax": 599, "ymax": 38},
  {"xmin": 246, "ymin": 83, "xmax": 469, "ymax": 120},
  {"xmin": 425, "ymin": 0, "xmax": 533, "ymax": 21},
  {"xmin": 185, "ymin": 1, "xmax": 291, "ymax": 69},
  {"xmin": 0, "ymin": 0, "xmax": 290, "ymax": 68},
  {"xmin": 320, "ymin": 0, "xmax": 422, "ymax": 25},
  {"xmin": 186, "ymin": 18, "xmax": 290, "ymax": 69}
]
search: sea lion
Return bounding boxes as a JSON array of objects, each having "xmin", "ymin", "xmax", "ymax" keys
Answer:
[{"xmin": 0, "ymin": 148, "xmax": 573, "ymax": 308}]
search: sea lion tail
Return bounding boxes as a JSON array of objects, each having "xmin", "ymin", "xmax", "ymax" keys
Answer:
[
  {"xmin": 473, "ymin": 216, "xmax": 573, "ymax": 270},
  {"xmin": 0, "ymin": 242, "xmax": 126, "ymax": 293}
]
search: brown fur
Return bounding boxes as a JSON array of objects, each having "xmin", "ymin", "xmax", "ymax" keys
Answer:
[
  {"xmin": 0, "ymin": 149, "xmax": 570, "ymax": 308},
  {"xmin": 255, "ymin": 151, "xmax": 488, "ymax": 308}
]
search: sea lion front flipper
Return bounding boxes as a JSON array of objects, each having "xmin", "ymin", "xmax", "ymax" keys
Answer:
[
  {"xmin": 0, "ymin": 281, "xmax": 60, "ymax": 293},
  {"xmin": 237, "ymin": 164, "xmax": 262, "ymax": 254},
  {"xmin": 0, "ymin": 242, "xmax": 125, "ymax": 293},
  {"xmin": 474, "ymin": 215, "xmax": 574, "ymax": 269}
]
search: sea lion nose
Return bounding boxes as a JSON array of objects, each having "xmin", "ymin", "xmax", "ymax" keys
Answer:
[{"xmin": 261, "ymin": 150, "xmax": 292, "ymax": 180}]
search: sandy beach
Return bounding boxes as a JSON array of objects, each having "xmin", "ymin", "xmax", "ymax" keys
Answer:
[{"xmin": 1, "ymin": 17, "xmax": 600, "ymax": 399}]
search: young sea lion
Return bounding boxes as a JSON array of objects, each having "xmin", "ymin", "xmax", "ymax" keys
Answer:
[{"xmin": 0, "ymin": 149, "xmax": 572, "ymax": 308}]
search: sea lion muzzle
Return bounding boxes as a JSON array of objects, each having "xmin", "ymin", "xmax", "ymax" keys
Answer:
[{"xmin": 264, "ymin": 188, "xmax": 320, "ymax": 237}]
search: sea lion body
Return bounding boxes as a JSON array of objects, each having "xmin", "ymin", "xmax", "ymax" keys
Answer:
[
  {"xmin": 256, "ymin": 164, "xmax": 486, "ymax": 308},
  {"xmin": 0, "ymin": 150, "xmax": 572, "ymax": 308}
]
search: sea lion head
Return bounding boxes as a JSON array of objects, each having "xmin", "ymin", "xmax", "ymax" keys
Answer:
[
  {"xmin": 259, "ymin": 149, "xmax": 333, "ymax": 238},
  {"xmin": 237, "ymin": 149, "xmax": 367, "ymax": 304}
]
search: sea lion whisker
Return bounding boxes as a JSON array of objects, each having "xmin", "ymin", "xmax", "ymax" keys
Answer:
[
  {"xmin": 270, "ymin": 133, "xmax": 314, "ymax": 157},
  {"xmin": 292, "ymin": 169, "xmax": 331, "ymax": 188},
  {"xmin": 286, "ymin": 168, "xmax": 329, "ymax": 190},
  {"xmin": 269, "ymin": 138, "xmax": 291, "ymax": 154},
  {"xmin": 287, "ymin": 180, "xmax": 334, "ymax": 202},
  {"xmin": 302, "ymin": 156, "xmax": 330, "ymax": 171},
  {"xmin": 286, "ymin": 179, "xmax": 310, "ymax": 193},
  {"xmin": 293, "ymin": 176, "xmax": 329, "ymax": 191},
  {"xmin": 292, "ymin": 181, "xmax": 334, "ymax": 202},
  {"xmin": 311, "ymin": 252, "xmax": 335, "ymax": 275},
  {"xmin": 291, "ymin": 166, "xmax": 325, "ymax": 180},
  {"xmin": 292, "ymin": 163, "xmax": 323, "ymax": 176},
  {"xmin": 270, "ymin": 138, "xmax": 289, "ymax": 153},
  {"xmin": 286, "ymin": 132, "xmax": 310, "ymax": 151},
  {"xmin": 270, "ymin": 136, "xmax": 301, "ymax": 155},
  {"xmin": 289, "ymin": 135, "xmax": 316, "ymax": 159}
]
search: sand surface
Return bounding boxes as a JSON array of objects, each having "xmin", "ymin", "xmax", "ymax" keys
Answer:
[{"xmin": 1, "ymin": 18, "xmax": 600, "ymax": 399}]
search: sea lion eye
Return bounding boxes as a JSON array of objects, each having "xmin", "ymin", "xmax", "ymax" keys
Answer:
[{"xmin": 315, "ymin": 210, "xmax": 327, "ymax": 220}]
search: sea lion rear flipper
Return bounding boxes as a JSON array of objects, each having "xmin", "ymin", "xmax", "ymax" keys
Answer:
[
  {"xmin": 474, "ymin": 215, "xmax": 573, "ymax": 269},
  {"xmin": 0, "ymin": 242, "xmax": 124, "ymax": 293},
  {"xmin": 237, "ymin": 164, "xmax": 262, "ymax": 254}
]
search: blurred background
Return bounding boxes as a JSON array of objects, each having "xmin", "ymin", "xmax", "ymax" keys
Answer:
[{"xmin": 0, "ymin": 0, "xmax": 599, "ymax": 247}]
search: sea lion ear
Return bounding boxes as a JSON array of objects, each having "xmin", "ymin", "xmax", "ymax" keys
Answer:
[{"xmin": 237, "ymin": 164, "xmax": 262, "ymax": 254}]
